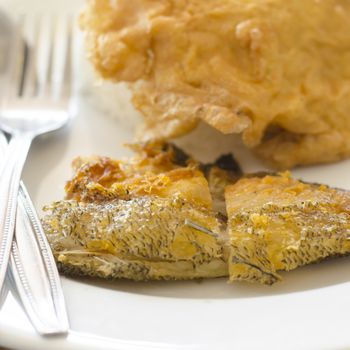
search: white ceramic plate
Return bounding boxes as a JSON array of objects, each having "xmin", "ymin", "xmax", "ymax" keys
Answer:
[{"xmin": 2, "ymin": 11, "xmax": 350, "ymax": 350}]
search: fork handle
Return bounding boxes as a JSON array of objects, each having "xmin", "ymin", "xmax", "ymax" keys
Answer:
[
  {"xmin": 0, "ymin": 132, "xmax": 69, "ymax": 334},
  {"xmin": 9, "ymin": 184, "xmax": 69, "ymax": 334},
  {"xmin": 0, "ymin": 133, "xmax": 33, "ymax": 293}
]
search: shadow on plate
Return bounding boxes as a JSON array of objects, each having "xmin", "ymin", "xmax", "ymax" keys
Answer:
[{"xmin": 65, "ymin": 255, "xmax": 350, "ymax": 300}]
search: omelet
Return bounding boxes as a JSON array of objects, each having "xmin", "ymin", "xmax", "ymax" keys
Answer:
[{"xmin": 80, "ymin": 0, "xmax": 350, "ymax": 168}]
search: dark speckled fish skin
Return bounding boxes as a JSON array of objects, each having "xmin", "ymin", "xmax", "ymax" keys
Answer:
[
  {"xmin": 229, "ymin": 202, "xmax": 350, "ymax": 284},
  {"xmin": 42, "ymin": 196, "xmax": 228, "ymax": 281}
]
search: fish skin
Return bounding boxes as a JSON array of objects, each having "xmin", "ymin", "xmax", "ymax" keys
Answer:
[
  {"xmin": 226, "ymin": 173, "xmax": 350, "ymax": 285},
  {"xmin": 42, "ymin": 196, "xmax": 228, "ymax": 281}
]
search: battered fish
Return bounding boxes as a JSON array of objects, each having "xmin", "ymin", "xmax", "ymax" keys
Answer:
[{"xmin": 80, "ymin": 0, "xmax": 350, "ymax": 168}]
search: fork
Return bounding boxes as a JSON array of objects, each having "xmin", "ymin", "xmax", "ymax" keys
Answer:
[{"xmin": 0, "ymin": 14, "xmax": 73, "ymax": 305}]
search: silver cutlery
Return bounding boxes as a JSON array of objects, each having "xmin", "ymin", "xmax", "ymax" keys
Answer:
[
  {"xmin": 0, "ymin": 10, "xmax": 12, "ymax": 311},
  {"xmin": 0, "ymin": 14, "xmax": 73, "ymax": 333},
  {"xmin": 11, "ymin": 188, "xmax": 69, "ymax": 334},
  {"xmin": 0, "ymin": 129, "xmax": 68, "ymax": 334}
]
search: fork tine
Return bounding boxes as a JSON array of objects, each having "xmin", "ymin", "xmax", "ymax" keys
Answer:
[
  {"xmin": 5, "ymin": 15, "xmax": 26, "ymax": 102},
  {"xmin": 36, "ymin": 15, "xmax": 54, "ymax": 98},
  {"xmin": 21, "ymin": 14, "xmax": 39, "ymax": 98},
  {"xmin": 51, "ymin": 15, "xmax": 72, "ymax": 101}
]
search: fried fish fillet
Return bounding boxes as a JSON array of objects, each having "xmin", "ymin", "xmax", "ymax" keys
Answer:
[
  {"xmin": 42, "ymin": 142, "xmax": 239, "ymax": 280},
  {"xmin": 226, "ymin": 172, "xmax": 350, "ymax": 284},
  {"xmin": 80, "ymin": 0, "xmax": 350, "ymax": 169},
  {"xmin": 43, "ymin": 144, "xmax": 350, "ymax": 284}
]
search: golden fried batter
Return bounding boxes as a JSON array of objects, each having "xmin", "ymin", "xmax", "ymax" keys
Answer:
[{"xmin": 80, "ymin": 0, "xmax": 350, "ymax": 168}]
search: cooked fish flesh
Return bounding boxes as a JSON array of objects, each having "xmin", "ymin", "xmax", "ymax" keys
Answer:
[
  {"xmin": 80, "ymin": 0, "xmax": 350, "ymax": 169},
  {"xmin": 226, "ymin": 172, "xmax": 350, "ymax": 285}
]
